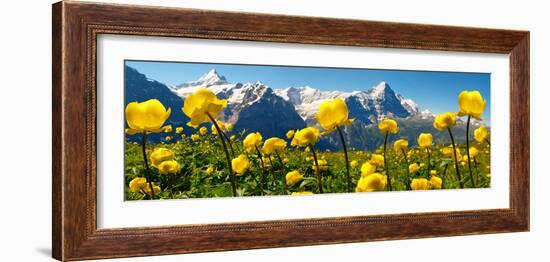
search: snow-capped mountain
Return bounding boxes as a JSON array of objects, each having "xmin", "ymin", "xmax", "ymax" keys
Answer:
[
  {"xmin": 274, "ymin": 81, "xmax": 419, "ymax": 124},
  {"xmin": 172, "ymin": 69, "xmax": 307, "ymax": 138}
]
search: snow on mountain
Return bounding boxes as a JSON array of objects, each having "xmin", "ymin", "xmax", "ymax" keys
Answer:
[
  {"xmin": 274, "ymin": 81, "xmax": 419, "ymax": 123},
  {"xmin": 171, "ymin": 69, "xmax": 421, "ymax": 127}
]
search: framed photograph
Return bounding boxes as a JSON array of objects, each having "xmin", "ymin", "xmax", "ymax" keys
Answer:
[{"xmin": 52, "ymin": 1, "xmax": 529, "ymax": 261}]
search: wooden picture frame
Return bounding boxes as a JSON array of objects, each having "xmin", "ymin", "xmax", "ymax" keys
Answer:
[{"xmin": 52, "ymin": 1, "xmax": 529, "ymax": 261}]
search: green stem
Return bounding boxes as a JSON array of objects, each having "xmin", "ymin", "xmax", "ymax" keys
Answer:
[
  {"xmin": 255, "ymin": 145, "xmax": 266, "ymax": 195},
  {"xmin": 465, "ymin": 115, "xmax": 476, "ymax": 187},
  {"xmin": 426, "ymin": 148, "xmax": 431, "ymax": 170},
  {"xmin": 309, "ymin": 144, "xmax": 323, "ymax": 193},
  {"xmin": 207, "ymin": 113, "xmax": 237, "ymax": 197},
  {"xmin": 274, "ymin": 151, "xmax": 288, "ymax": 194},
  {"xmin": 401, "ymin": 149, "xmax": 411, "ymax": 190},
  {"xmin": 221, "ymin": 130, "xmax": 236, "ymax": 158},
  {"xmin": 485, "ymin": 138, "xmax": 491, "ymax": 146},
  {"xmin": 442, "ymin": 163, "xmax": 449, "ymax": 189},
  {"xmin": 141, "ymin": 132, "xmax": 155, "ymax": 200},
  {"xmin": 383, "ymin": 131, "xmax": 392, "ymax": 191},
  {"xmin": 336, "ymin": 126, "xmax": 351, "ymax": 192},
  {"xmin": 267, "ymin": 155, "xmax": 276, "ymax": 187},
  {"xmin": 447, "ymin": 128, "xmax": 463, "ymax": 189}
]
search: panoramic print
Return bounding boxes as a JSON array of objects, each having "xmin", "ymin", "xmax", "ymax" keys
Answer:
[{"xmin": 123, "ymin": 60, "xmax": 491, "ymax": 200}]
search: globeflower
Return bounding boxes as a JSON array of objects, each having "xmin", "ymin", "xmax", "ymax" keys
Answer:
[
  {"xmin": 286, "ymin": 170, "xmax": 303, "ymax": 186},
  {"xmin": 206, "ymin": 166, "xmax": 214, "ymax": 175},
  {"xmin": 150, "ymin": 148, "xmax": 175, "ymax": 168},
  {"xmin": 125, "ymin": 99, "xmax": 171, "ymax": 134},
  {"xmin": 143, "ymin": 182, "xmax": 161, "ymax": 197},
  {"xmin": 232, "ymin": 154, "xmax": 250, "ymax": 176},
  {"xmin": 355, "ymin": 173, "xmax": 387, "ymax": 192},
  {"xmin": 291, "ymin": 127, "xmax": 321, "ymax": 147},
  {"xmin": 350, "ymin": 160, "xmax": 359, "ymax": 168},
  {"xmin": 429, "ymin": 176, "xmax": 442, "ymax": 189},
  {"xmin": 182, "ymin": 88, "xmax": 227, "ymax": 128},
  {"xmin": 408, "ymin": 163, "xmax": 420, "ymax": 174},
  {"xmin": 393, "ymin": 139, "xmax": 408, "ymax": 153},
  {"xmin": 474, "ymin": 126, "xmax": 489, "ymax": 144},
  {"xmin": 312, "ymin": 159, "xmax": 328, "ymax": 172},
  {"xmin": 316, "ymin": 98, "xmax": 354, "ymax": 192},
  {"xmin": 378, "ymin": 119, "xmax": 399, "ymax": 134},
  {"xmin": 262, "ymin": 137, "xmax": 287, "ymax": 155},
  {"xmin": 360, "ymin": 162, "xmax": 376, "ymax": 177},
  {"xmin": 199, "ymin": 126, "xmax": 208, "ymax": 136},
  {"xmin": 370, "ymin": 154, "xmax": 385, "ymax": 166},
  {"xmin": 157, "ymin": 160, "xmax": 181, "ymax": 174},
  {"xmin": 175, "ymin": 127, "xmax": 183, "ymax": 134},
  {"xmin": 243, "ymin": 132, "xmax": 263, "ymax": 153},
  {"xmin": 191, "ymin": 134, "xmax": 200, "ymax": 142},
  {"xmin": 316, "ymin": 98, "xmax": 354, "ymax": 132},
  {"xmin": 458, "ymin": 90, "xmax": 486, "ymax": 120},
  {"xmin": 286, "ymin": 130, "xmax": 295, "ymax": 139},
  {"xmin": 411, "ymin": 178, "xmax": 430, "ymax": 190},
  {"xmin": 433, "ymin": 112, "xmax": 457, "ymax": 131},
  {"xmin": 129, "ymin": 177, "xmax": 147, "ymax": 192},
  {"xmin": 417, "ymin": 133, "xmax": 433, "ymax": 148}
]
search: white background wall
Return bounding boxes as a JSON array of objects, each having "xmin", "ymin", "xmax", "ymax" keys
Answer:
[{"xmin": 0, "ymin": 0, "xmax": 546, "ymax": 261}]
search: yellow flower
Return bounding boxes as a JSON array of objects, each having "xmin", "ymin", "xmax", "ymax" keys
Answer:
[
  {"xmin": 429, "ymin": 170, "xmax": 438, "ymax": 176},
  {"xmin": 441, "ymin": 146, "xmax": 461, "ymax": 159},
  {"xmin": 211, "ymin": 121, "xmax": 229, "ymax": 135},
  {"xmin": 304, "ymin": 146, "xmax": 311, "ymax": 153},
  {"xmin": 182, "ymin": 88, "xmax": 227, "ymax": 128},
  {"xmin": 291, "ymin": 191, "xmax": 313, "ymax": 195},
  {"xmin": 429, "ymin": 176, "xmax": 442, "ymax": 189},
  {"xmin": 129, "ymin": 177, "xmax": 147, "ymax": 192},
  {"xmin": 283, "ymin": 158, "xmax": 290, "ymax": 163},
  {"xmin": 163, "ymin": 125, "xmax": 173, "ymax": 133},
  {"xmin": 199, "ymin": 127, "xmax": 208, "ymax": 136},
  {"xmin": 474, "ymin": 126, "xmax": 489, "ymax": 143},
  {"xmin": 433, "ymin": 112, "xmax": 457, "ymax": 131},
  {"xmin": 286, "ymin": 130, "xmax": 295, "ymax": 139},
  {"xmin": 143, "ymin": 182, "xmax": 161, "ymax": 196},
  {"xmin": 355, "ymin": 173, "xmax": 387, "ymax": 192},
  {"xmin": 417, "ymin": 133, "xmax": 433, "ymax": 148},
  {"xmin": 206, "ymin": 166, "xmax": 215, "ymax": 175},
  {"xmin": 312, "ymin": 159, "xmax": 328, "ymax": 172},
  {"xmin": 125, "ymin": 99, "xmax": 171, "ymax": 133},
  {"xmin": 393, "ymin": 139, "xmax": 408, "ymax": 153},
  {"xmin": 230, "ymin": 135, "xmax": 236, "ymax": 141},
  {"xmin": 469, "ymin": 147, "xmax": 479, "ymax": 157},
  {"xmin": 225, "ymin": 123, "xmax": 233, "ymax": 132},
  {"xmin": 408, "ymin": 163, "xmax": 420, "ymax": 174},
  {"xmin": 411, "ymin": 178, "xmax": 430, "ymax": 190},
  {"xmin": 232, "ymin": 154, "xmax": 250, "ymax": 176},
  {"xmin": 157, "ymin": 160, "xmax": 181, "ymax": 174},
  {"xmin": 291, "ymin": 127, "xmax": 321, "ymax": 147},
  {"xmin": 458, "ymin": 90, "xmax": 486, "ymax": 120},
  {"xmin": 150, "ymin": 148, "xmax": 174, "ymax": 168},
  {"xmin": 370, "ymin": 154, "xmax": 384, "ymax": 166},
  {"xmin": 175, "ymin": 127, "xmax": 184, "ymax": 134},
  {"xmin": 360, "ymin": 162, "xmax": 376, "ymax": 177},
  {"xmin": 262, "ymin": 137, "xmax": 287, "ymax": 155},
  {"xmin": 316, "ymin": 98, "xmax": 354, "ymax": 131},
  {"xmin": 191, "ymin": 134, "xmax": 200, "ymax": 142},
  {"xmin": 350, "ymin": 160, "xmax": 359, "ymax": 168},
  {"xmin": 262, "ymin": 156, "xmax": 272, "ymax": 167},
  {"xmin": 286, "ymin": 170, "xmax": 304, "ymax": 186},
  {"xmin": 243, "ymin": 132, "xmax": 263, "ymax": 152},
  {"xmin": 378, "ymin": 119, "xmax": 399, "ymax": 134},
  {"xmin": 165, "ymin": 136, "xmax": 172, "ymax": 142}
]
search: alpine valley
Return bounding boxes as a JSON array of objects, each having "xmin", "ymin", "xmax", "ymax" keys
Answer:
[{"xmin": 125, "ymin": 66, "xmax": 481, "ymax": 150}]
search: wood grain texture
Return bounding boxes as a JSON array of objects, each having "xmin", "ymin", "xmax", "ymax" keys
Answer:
[{"xmin": 52, "ymin": 1, "xmax": 530, "ymax": 261}]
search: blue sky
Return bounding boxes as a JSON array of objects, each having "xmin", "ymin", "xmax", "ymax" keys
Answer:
[{"xmin": 125, "ymin": 60, "xmax": 491, "ymax": 122}]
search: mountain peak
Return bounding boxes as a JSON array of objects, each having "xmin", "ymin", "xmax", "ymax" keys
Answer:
[
  {"xmin": 369, "ymin": 81, "xmax": 395, "ymax": 99},
  {"xmin": 196, "ymin": 69, "xmax": 228, "ymax": 86}
]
